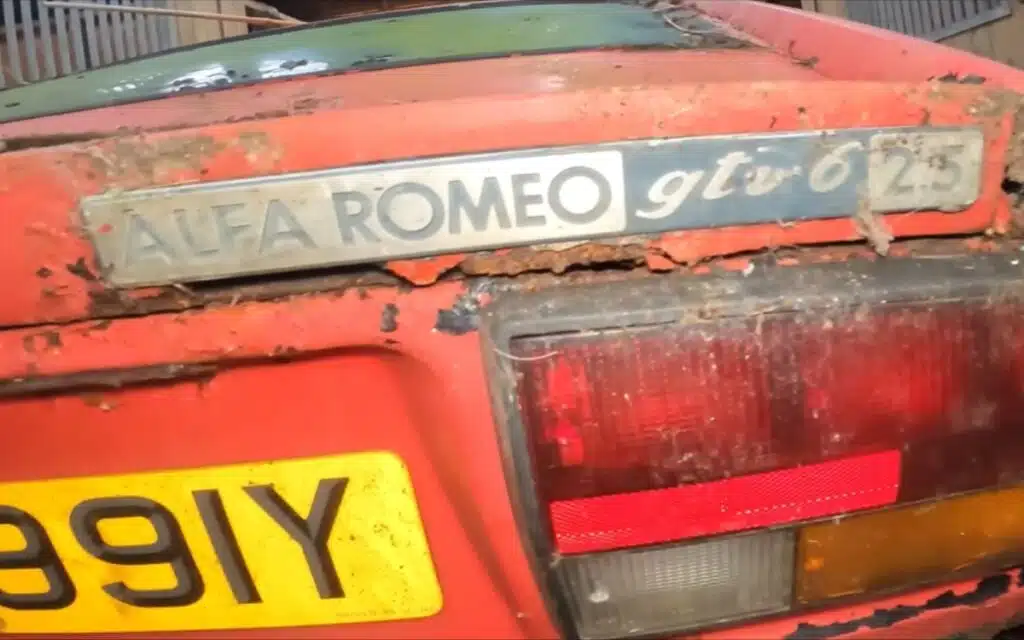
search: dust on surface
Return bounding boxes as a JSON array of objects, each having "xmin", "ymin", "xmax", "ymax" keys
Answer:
[
  {"xmin": 72, "ymin": 130, "xmax": 281, "ymax": 189},
  {"xmin": 852, "ymin": 196, "xmax": 894, "ymax": 256}
]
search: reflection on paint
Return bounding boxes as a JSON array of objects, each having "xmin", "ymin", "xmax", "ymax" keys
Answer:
[
  {"xmin": 0, "ymin": 2, "xmax": 747, "ymax": 123},
  {"xmin": 163, "ymin": 64, "xmax": 231, "ymax": 93},
  {"xmin": 257, "ymin": 58, "xmax": 329, "ymax": 79}
]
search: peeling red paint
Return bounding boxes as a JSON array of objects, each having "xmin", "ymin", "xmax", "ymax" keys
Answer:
[
  {"xmin": 460, "ymin": 242, "xmax": 647, "ymax": 276},
  {"xmin": 386, "ymin": 253, "xmax": 466, "ymax": 285},
  {"xmin": 644, "ymin": 252, "xmax": 676, "ymax": 272}
]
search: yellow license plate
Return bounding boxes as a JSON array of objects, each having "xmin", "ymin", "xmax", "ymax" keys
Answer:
[{"xmin": 0, "ymin": 452, "xmax": 442, "ymax": 633}]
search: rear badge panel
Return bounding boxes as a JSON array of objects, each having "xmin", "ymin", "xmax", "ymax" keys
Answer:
[{"xmin": 82, "ymin": 127, "xmax": 984, "ymax": 287}]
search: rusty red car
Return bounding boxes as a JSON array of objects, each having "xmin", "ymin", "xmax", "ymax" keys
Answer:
[{"xmin": 1, "ymin": 1, "xmax": 1024, "ymax": 639}]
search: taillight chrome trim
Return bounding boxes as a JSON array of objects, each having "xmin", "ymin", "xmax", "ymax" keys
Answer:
[{"xmin": 480, "ymin": 253, "xmax": 1024, "ymax": 639}]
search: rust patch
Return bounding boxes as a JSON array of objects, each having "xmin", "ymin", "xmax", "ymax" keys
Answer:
[
  {"xmin": 459, "ymin": 242, "xmax": 647, "ymax": 277},
  {"xmin": 290, "ymin": 95, "xmax": 341, "ymax": 114},
  {"xmin": 241, "ymin": 109, "xmax": 290, "ymax": 121},
  {"xmin": 1002, "ymin": 93, "xmax": 1024, "ymax": 234},
  {"xmin": 86, "ymin": 286, "xmax": 192, "ymax": 319},
  {"xmin": 40, "ymin": 330, "xmax": 62, "ymax": 349},
  {"xmin": 88, "ymin": 319, "xmax": 112, "ymax": 332},
  {"xmin": 852, "ymin": 197, "xmax": 894, "ymax": 256},
  {"xmin": 22, "ymin": 330, "xmax": 63, "ymax": 354},
  {"xmin": 963, "ymin": 87, "xmax": 1020, "ymax": 119},
  {"xmin": 40, "ymin": 285, "xmax": 69, "ymax": 300},
  {"xmin": 434, "ymin": 280, "xmax": 495, "ymax": 336},
  {"xmin": 80, "ymin": 392, "xmax": 116, "ymax": 411},
  {"xmin": 380, "ymin": 303, "xmax": 399, "ymax": 333},
  {"xmin": 234, "ymin": 130, "xmax": 282, "ymax": 171},
  {"xmin": 934, "ymin": 72, "xmax": 987, "ymax": 85},
  {"xmin": 85, "ymin": 269, "xmax": 396, "ymax": 320},
  {"xmin": 69, "ymin": 235, "xmax": 1024, "ymax": 324},
  {"xmin": 786, "ymin": 572, "xmax": 1013, "ymax": 639},
  {"xmin": 1006, "ymin": 99, "xmax": 1024, "ymax": 185},
  {"xmin": 270, "ymin": 345, "xmax": 301, "ymax": 358}
]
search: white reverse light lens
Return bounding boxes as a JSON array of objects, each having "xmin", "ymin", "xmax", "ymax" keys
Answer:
[{"xmin": 559, "ymin": 531, "xmax": 794, "ymax": 639}]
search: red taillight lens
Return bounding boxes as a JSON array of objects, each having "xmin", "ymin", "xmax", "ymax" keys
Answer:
[
  {"xmin": 487, "ymin": 257, "xmax": 1024, "ymax": 639},
  {"xmin": 798, "ymin": 307, "xmax": 970, "ymax": 447},
  {"xmin": 516, "ymin": 323, "xmax": 773, "ymax": 503},
  {"xmin": 512, "ymin": 301, "xmax": 1024, "ymax": 555}
]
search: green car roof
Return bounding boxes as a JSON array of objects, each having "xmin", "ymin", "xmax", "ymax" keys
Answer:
[{"xmin": 0, "ymin": 1, "xmax": 748, "ymax": 124}]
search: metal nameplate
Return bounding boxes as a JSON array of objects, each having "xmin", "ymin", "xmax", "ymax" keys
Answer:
[{"xmin": 81, "ymin": 127, "xmax": 984, "ymax": 287}]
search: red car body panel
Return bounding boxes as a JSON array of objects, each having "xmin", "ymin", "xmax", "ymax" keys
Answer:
[{"xmin": 1, "ymin": 2, "xmax": 1023, "ymax": 639}]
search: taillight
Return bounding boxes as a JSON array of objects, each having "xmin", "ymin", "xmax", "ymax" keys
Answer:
[{"xmin": 484, "ymin": 255, "xmax": 1024, "ymax": 639}]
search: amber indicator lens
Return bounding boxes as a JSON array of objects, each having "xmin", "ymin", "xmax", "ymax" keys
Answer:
[{"xmin": 796, "ymin": 487, "xmax": 1024, "ymax": 605}]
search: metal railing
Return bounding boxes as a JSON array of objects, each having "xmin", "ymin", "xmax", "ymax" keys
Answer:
[
  {"xmin": 846, "ymin": 0, "xmax": 1012, "ymax": 42},
  {"xmin": 0, "ymin": 0, "xmax": 179, "ymax": 87}
]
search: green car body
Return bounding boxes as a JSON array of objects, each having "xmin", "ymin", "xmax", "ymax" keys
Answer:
[{"xmin": 0, "ymin": 1, "xmax": 736, "ymax": 124}]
